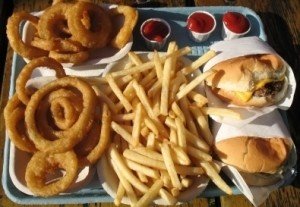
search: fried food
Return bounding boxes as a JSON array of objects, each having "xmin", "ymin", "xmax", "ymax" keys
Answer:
[
  {"xmin": 38, "ymin": 3, "xmax": 72, "ymax": 39},
  {"xmin": 4, "ymin": 56, "xmax": 115, "ymax": 196},
  {"xmin": 31, "ymin": 37, "xmax": 85, "ymax": 52},
  {"xmin": 4, "ymin": 94, "xmax": 36, "ymax": 153},
  {"xmin": 25, "ymin": 150, "xmax": 78, "ymax": 197},
  {"xmin": 25, "ymin": 77, "xmax": 97, "ymax": 153},
  {"xmin": 6, "ymin": 11, "xmax": 48, "ymax": 59},
  {"xmin": 6, "ymin": 1, "xmax": 138, "ymax": 64},
  {"xmin": 67, "ymin": 1, "xmax": 112, "ymax": 48},
  {"xmin": 110, "ymin": 5, "xmax": 138, "ymax": 49},
  {"xmin": 16, "ymin": 57, "xmax": 66, "ymax": 105},
  {"xmin": 49, "ymin": 50, "xmax": 90, "ymax": 64}
]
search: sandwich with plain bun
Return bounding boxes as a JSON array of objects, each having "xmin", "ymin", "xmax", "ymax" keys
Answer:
[
  {"xmin": 214, "ymin": 136, "xmax": 293, "ymax": 186},
  {"xmin": 205, "ymin": 54, "xmax": 288, "ymax": 107}
]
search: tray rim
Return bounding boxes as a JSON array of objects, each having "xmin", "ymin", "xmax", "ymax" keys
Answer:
[{"xmin": 2, "ymin": 5, "xmax": 269, "ymax": 205}]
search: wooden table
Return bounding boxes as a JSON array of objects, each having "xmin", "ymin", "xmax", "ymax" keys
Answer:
[{"xmin": 0, "ymin": 0, "xmax": 299, "ymax": 206}]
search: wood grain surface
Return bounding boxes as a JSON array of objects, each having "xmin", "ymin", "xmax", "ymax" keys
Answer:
[{"xmin": 0, "ymin": 0, "xmax": 299, "ymax": 207}]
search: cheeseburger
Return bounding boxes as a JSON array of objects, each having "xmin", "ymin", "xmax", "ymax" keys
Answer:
[
  {"xmin": 206, "ymin": 54, "xmax": 288, "ymax": 107},
  {"xmin": 214, "ymin": 136, "xmax": 293, "ymax": 186}
]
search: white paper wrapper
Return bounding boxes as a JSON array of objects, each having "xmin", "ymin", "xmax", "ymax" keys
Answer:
[
  {"xmin": 213, "ymin": 110, "xmax": 297, "ymax": 207},
  {"xmin": 203, "ymin": 37, "xmax": 296, "ymax": 126}
]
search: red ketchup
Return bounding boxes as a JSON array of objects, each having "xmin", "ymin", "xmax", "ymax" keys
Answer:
[
  {"xmin": 223, "ymin": 12, "xmax": 250, "ymax": 33},
  {"xmin": 142, "ymin": 20, "xmax": 169, "ymax": 42},
  {"xmin": 187, "ymin": 12, "xmax": 215, "ymax": 33}
]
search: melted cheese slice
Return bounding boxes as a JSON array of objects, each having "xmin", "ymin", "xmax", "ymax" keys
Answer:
[{"xmin": 234, "ymin": 78, "xmax": 283, "ymax": 102}]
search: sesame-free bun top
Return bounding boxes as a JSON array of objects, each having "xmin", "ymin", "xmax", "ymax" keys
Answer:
[
  {"xmin": 214, "ymin": 136, "xmax": 291, "ymax": 174},
  {"xmin": 206, "ymin": 54, "xmax": 285, "ymax": 92}
]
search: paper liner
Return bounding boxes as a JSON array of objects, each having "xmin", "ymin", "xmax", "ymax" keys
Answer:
[
  {"xmin": 203, "ymin": 36, "xmax": 296, "ymax": 126},
  {"xmin": 212, "ymin": 110, "xmax": 297, "ymax": 207}
]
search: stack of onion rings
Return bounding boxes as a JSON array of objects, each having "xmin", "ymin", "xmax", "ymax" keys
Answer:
[
  {"xmin": 4, "ymin": 57, "xmax": 112, "ymax": 197},
  {"xmin": 6, "ymin": 0, "xmax": 138, "ymax": 64}
]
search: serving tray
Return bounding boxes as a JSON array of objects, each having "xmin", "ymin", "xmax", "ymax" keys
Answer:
[{"xmin": 2, "ymin": 6, "xmax": 267, "ymax": 205}]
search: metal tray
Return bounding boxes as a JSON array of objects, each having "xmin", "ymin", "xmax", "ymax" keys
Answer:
[{"xmin": 2, "ymin": 6, "xmax": 267, "ymax": 205}]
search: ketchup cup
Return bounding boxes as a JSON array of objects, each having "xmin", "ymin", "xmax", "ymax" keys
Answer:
[
  {"xmin": 186, "ymin": 11, "xmax": 216, "ymax": 42},
  {"xmin": 222, "ymin": 11, "xmax": 251, "ymax": 40},
  {"xmin": 140, "ymin": 18, "xmax": 171, "ymax": 50}
]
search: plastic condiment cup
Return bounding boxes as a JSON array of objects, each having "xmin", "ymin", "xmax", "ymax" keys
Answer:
[
  {"xmin": 140, "ymin": 18, "xmax": 171, "ymax": 50},
  {"xmin": 186, "ymin": 11, "xmax": 216, "ymax": 42},
  {"xmin": 222, "ymin": 13, "xmax": 251, "ymax": 40}
]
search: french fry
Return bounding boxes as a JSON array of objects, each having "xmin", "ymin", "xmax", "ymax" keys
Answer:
[
  {"xmin": 172, "ymin": 102, "xmax": 186, "ymax": 124},
  {"xmin": 153, "ymin": 50, "xmax": 163, "ymax": 81},
  {"xmin": 123, "ymin": 149, "xmax": 204, "ymax": 175},
  {"xmin": 108, "ymin": 145, "xmax": 148, "ymax": 193},
  {"xmin": 126, "ymin": 159, "xmax": 160, "ymax": 179},
  {"xmin": 148, "ymin": 80, "xmax": 162, "ymax": 98},
  {"xmin": 92, "ymin": 86, "xmax": 118, "ymax": 114},
  {"xmin": 114, "ymin": 183, "xmax": 125, "ymax": 206},
  {"xmin": 109, "ymin": 157, "xmax": 137, "ymax": 205},
  {"xmin": 200, "ymin": 162, "xmax": 233, "ymax": 195},
  {"xmin": 113, "ymin": 112, "xmax": 135, "ymax": 122},
  {"xmin": 111, "ymin": 122, "xmax": 135, "ymax": 146},
  {"xmin": 128, "ymin": 51, "xmax": 143, "ymax": 65},
  {"xmin": 152, "ymin": 91, "xmax": 160, "ymax": 116},
  {"xmin": 132, "ymin": 79, "xmax": 157, "ymax": 119},
  {"xmin": 160, "ymin": 42, "xmax": 177, "ymax": 116},
  {"xmin": 140, "ymin": 69, "xmax": 157, "ymax": 87},
  {"xmin": 181, "ymin": 50, "xmax": 216, "ymax": 75},
  {"xmin": 181, "ymin": 177, "xmax": 192, "ymax": 188},
  {"xmin": 189, "ymin": 106, "xmax": 214, "ymax": 146},
  {"xmin": 187, "ymin": 145, "xmax": 212, "ymax": 162},
  {"xmin": 106, "ymin": 74, "xmax": 132, "ymax": 112},
  {"xmin": 201, "ymin": 107, "xmax": 241, "ymax": 119},
  {"xmin": 175, "ymin": 118, "xmax": 186, "ymax": 149},
  {"xmin": 178, "ymin": 96, "xmax": 199, "ymax": 136},
  {"xmin": 165, "ymin": 117, "xmax": 210, "ymax": 152},
  {"xmin": 169, "ymin": 72, "xmax": 187, "ymax": 103},
  {"xmin": 159, "ymin": 188, "xmax": 177, "ymax": 205},
  {"xmin": 144, "ymin": 117, "xmax": 159, "ymax": 136},
  {"xmin": 132, "ymin": 148, "xmax": 164, "ymax": 162},
  {"xmin": 110, "ymin": 46, "xmax": 191, "ymax": 78},
  {"xmin": 134, "ymin": 179, "xmax": 164, "ymax": 207},
  {"xmin": 176, "ymin": 69, "xmax": 216, "ymax": 100},
  {"xmin": 184, "ymin": 129, "xmax": 210, "ymax": 152},
  {"xmin": 169, "ymin": 127, "xmax": 177, "ymax": 145},
  {"xmin": 146, "ymin": 132, "xmax": 156, "ymax": 149},
  {"xmin": 132, "ymin": 103, "xmax": 142, "ymax": 146},
  {"xmin": 187, "ymin": 90, "xmax": 208, "ymax": 107},
  {"xmin": 171, "ymin": 145, "xmax": 191, "ymax": 165},
  {"xmin": 161, "ymin": 143, "xmax": 182, "ymax": 189}
]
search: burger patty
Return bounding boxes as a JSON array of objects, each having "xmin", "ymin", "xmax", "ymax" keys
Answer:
[{"xmin": 253, "ymin": 81, "xmax": 284, "ymax": 98}]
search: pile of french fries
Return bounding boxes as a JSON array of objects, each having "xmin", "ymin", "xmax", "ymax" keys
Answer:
[{"xmin": 95, "ymin": 42, "xmax": 238, "ymax": 206}]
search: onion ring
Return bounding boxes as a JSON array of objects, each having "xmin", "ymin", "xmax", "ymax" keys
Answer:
[
  {"xmin": 4, "ymin": 94, "xmax": 36, "ymax": 153},
  {"xmin": 79, "ymin": 103, "xmax": 111, "ymax": 166},
  {"xmin": 50, "ymin": 97, "xmax": 79, "ymax": 130},
  {"xmin": 6, "ymin": 11, "xmax": 48, "ymax": 59},
  {"xmin": 49, "ymin": 50, "xmax": 89, "ymax": 64},
  {"xmin": 16, "ymin": 57, "xmax": 66, "ymax": 105},
  {"xmin": 36, "ymin": 88, "xmax": 83, "ymax": 140},
  {"xmin": 74, "ymin": 121, "xmax": 101, "ymax": 157},
  {"xmin": 31, "ymin": 37, "xmax": 85, "ymax": 53},
  {"xmin": 109, "ymin": 5, "xmax": 138, "ymax": 49},
  {"xmin": 25, "ymin": 77, "xmax": 96, "ymax": 153},
  {"xmin": 25, "ymin": 150, "xmax": 78, "ymax": 197},
  {"xmin": 38, "ymin": 3, "xmax": 72, "ymax": 40},
  {"xmin": 67, "ymin": 1, "xmax": 112, "ymax": 48}
]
